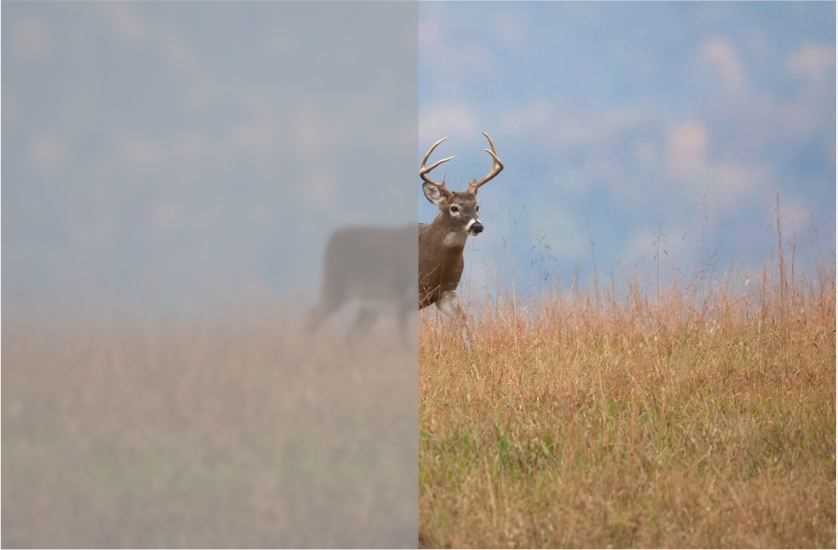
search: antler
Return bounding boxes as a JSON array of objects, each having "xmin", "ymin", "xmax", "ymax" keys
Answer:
[
  {"xmin": 420, "ymin": 137, "xmax": 455, "ymax": 189},
  {"xmin": 467, "ymin": 131, "xmax": 504, "ymax": 194}
]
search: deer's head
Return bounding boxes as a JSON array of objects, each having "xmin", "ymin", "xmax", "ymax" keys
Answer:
[{"xmin": 420, "ymin": 132, "xmax": 504, "ymax": 238}]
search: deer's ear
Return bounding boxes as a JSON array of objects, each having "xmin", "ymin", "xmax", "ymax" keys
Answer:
[{"xmin": 423, "ymin": 183, "xmax": 449, "ymax": 206}]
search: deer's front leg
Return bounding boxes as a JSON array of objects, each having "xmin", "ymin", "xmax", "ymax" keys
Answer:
[{"xmin": 436, "ymin": 290, "xmax": 473, "ymax": 353}]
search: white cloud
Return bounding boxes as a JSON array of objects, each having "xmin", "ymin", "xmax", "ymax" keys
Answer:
[
  {"xmin": 419, "ymin": 103, "xmax": 479, "ymax": 145},
  {"xmin": 704, "ymin": 162, "xmax": 765, "ymax": 210},
  {"xmin": 692, "ymin": 44, "xmax": 832, "ymax": 171},
  {"xmin": 499, "ymin": 99, "xmax": 651, "ymax": 149},
  {"xmin": 682, "ymin": 157, "xmax": 765, "ymax": 214},
  {"xmin": 787, "ymin": 45, "xmax": 836, "ymax": 82},
  {"xmin": 419, "ymin": 11, "xmax": 495, "ymax": 91},
  {"xmin": 664, "ymin": 119, "xmax": 770, "ymax": 216},
  {"xmin": 667, "ymin": 121, "xmax": 708, "ymax": 179},
  {"xmin": 499, "ymin": 100, "xmax": 554, "ymax": 139},
  {"xmin": 699, "ymin": 36, "xmax": 748, "ymax": 94}
]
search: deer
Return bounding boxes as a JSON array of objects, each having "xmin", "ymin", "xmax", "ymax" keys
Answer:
[
  {"xmin": 306, "ymin": 132, "xmax": 504, "ymax": 352},
  {"xmin": 416, "ymin": 132, "xmax": 503, "ymax": 350}
]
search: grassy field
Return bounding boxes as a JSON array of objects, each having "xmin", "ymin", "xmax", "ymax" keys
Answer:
[
  {"xmin": 420, "ymin": 272, "xmax": 836, "ymax": 548},
  {"xmin": 3, "ymin": 271, "xmax": 835, "ymax": 548}
]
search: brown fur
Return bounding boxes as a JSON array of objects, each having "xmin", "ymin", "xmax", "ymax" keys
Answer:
[{"xmin": 418, "ymin": 220, "xmax": 466, "ymax": 309}]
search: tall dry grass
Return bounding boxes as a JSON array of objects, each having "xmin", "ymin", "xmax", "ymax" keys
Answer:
[
  {"xmin": 420, "ymin": 268, "xmax": 835, "ymax": 548},
  {"xmin": 3, "ymin": 258, "xmax": 834, "ymax": 548}
]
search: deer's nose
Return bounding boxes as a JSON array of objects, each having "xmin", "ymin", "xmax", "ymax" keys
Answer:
[{"xmin": 470, "ymin": 220, "xmax": 484, "ymax": 235}]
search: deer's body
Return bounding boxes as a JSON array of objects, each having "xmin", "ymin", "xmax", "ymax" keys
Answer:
[
  {"xmin": 307, "ymin": 224, "xmax": 416, "ymax": 343},
  {"xmin": 321, "ymin": 224, "xmax": 417, "ymax": 304},
  {"xmin": 418, "ymin": 218, "xmax": 466, "ymax": 308},
  {"xmin": 308, "ymin": 133, "xmax": 503, "ymax": 351}
]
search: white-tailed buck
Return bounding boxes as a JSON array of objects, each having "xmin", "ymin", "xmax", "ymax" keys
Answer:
[{"xmin": 307, "ymin": 132, "xmax": 504, "ymax": 351}]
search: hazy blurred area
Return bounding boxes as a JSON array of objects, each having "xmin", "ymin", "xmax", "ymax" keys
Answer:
[
  {"xmin": 3, "ymin": 2, "xmax": 418, "ymax": 547},
  {"xmin": 3, "ymin": 318, "xmax": 418, "ymax": 547},
  {"xmin": 3, "ymin": 1, "xmax": 417, "ymax": 319}
]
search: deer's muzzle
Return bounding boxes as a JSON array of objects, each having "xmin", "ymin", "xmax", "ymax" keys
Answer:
[{"xmin": 468, "ymin": 219, "xmax": 484, "ymax": 235}]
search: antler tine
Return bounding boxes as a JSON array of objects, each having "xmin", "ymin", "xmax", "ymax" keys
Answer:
[
  {"xmin": 468, "ymin": 131, "xmax": 504, "ymax": 194},
  {"xmin": 482, "ymin": 131, "xmax": 498, "ymax": 155},
  {"xmin": 422, "ymin": 155, "xmax": 455, "ymax": 175},
  {"xmin": 420, "ymin": 137, "xmax": 455, "ymax": 187},
  {"xmin": 422, "ymin": 136, "xmax": 447, "ymax": 165}
]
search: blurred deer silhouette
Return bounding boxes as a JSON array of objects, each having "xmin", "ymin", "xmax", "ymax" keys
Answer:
[{"xmin": 307, "ymin": 132, "xmax": 504, "ymax": 351}]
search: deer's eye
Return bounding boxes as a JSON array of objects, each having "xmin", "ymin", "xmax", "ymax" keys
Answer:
[
  {"xmin": 449, "ymin": 205, "xmax": 460, "ymax": 215},
  {"xmin": 476, "ymin": 205, "xmax": 479, "ymax": 212}
]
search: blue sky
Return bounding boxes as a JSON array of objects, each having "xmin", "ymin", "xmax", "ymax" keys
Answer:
[
  {"xmin": 418, "ymin": 2, "xmax": 835, "ymax": 299},
  {"xmin": 2, "ymin": 3, "xmax": 835, "ymax": 316}
]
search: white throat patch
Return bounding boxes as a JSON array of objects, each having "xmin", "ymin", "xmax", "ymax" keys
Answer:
[{"xmin": 443, "ymin": 230, "xmax": 468, "ymax": 248}]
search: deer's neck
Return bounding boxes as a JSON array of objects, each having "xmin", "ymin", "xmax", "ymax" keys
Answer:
[{"xmin": 428, "ymin": 215, "xmax": 467, "ymax": 252}]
